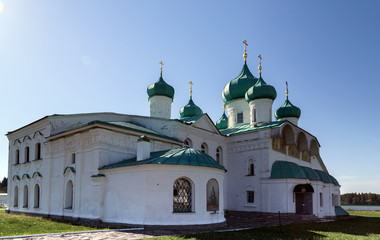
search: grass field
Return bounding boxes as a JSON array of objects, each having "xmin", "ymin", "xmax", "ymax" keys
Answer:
[
  {"xmin": 150, "ymin": 211, "xmax": 380, "ymax": 240},
  {"xmin": 1, "ymin": 210, "xmax": 379, "ymax": 239},
  {"xmin": 0, "ymin": 209, "xmax": 106, "ymax": 237}
]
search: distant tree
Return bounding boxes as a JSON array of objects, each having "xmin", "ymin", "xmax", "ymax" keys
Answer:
[
  {"xmin": 341, "ymin": 192, "xmax": 380, "ymax": 205},
  {"xmin": 0, "ymin": 177, "xmax": 7, "ymax": 193}
]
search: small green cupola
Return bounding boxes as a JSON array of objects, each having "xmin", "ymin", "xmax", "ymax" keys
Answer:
[
  {"xmin": 147, "ymin": 61, "xmax": 175, "ymax": 100},
  {"xmin": 179, "ymin": 81, "xmax": 204, "ymax": 119},
  {"xmin": 222, "ymin": 40, "xmax": 258, "ymax": 103},
  {"xmin": 275, "ymin": 82, "xmax": 301, "ymax": 124},
  {"xmin": 215, "ymin": 110, "xmax": 228, "ymax": 130},
  {"xmin": 245, "ymin": 74, "xmax": 277, "ymax": 102}
]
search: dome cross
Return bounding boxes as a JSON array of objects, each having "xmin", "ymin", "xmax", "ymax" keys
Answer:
[
  {"xmin": 243, "ymin": 40, "xmax": 248, "ymax": 61},
  {"xmin": 258, "ymin": 54, "xmax": 262, "ymax": 75},
  {"xmin": 189, "ymin": 81, "xmax": 194, "ymax": 97},
  {"xmin": 286, "ymin": 81, "xmax": 289, "ymax": 99},
  {"xmin": 159, "ymin": 61, "xmax": 164, "ymax": 75}
]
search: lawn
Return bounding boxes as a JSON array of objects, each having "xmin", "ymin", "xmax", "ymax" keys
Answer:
[
  {"xmin": 0, "ymin": 209, "xmax": 106, "ymax": 237},
  {"xmin": 150, "ymin": 211, "xmax": 380, "ymax": 240}
]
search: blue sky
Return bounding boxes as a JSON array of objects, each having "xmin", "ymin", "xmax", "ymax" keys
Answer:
[{"xmin": 0, "ymin": 0, "xmax": 379, "ymax": 193}]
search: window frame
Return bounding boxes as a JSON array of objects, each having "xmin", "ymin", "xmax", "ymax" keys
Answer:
[{"xmin": 237, "ymin": 112, "xmax": 244, "ymax": 124}]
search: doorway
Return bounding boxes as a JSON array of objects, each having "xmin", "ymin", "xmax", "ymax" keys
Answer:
[{"xmin": 294, "ymin": 184, "xmax": 314, "ymax": 215}]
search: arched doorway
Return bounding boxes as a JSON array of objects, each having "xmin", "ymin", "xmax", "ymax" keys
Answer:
[{"xmin": 294, "ymin": 184, "xmax": 314, "ymax": 215}]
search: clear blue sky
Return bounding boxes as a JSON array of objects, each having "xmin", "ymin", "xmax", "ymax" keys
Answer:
[{"xmin": 0, "ymin": 0, "xmax": 379, "ymax": 193}]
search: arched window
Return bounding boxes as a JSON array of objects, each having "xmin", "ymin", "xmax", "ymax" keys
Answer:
[
  {"xmin": 247, "ymin": 159, "xmax": 255, "ymax": 176},
  {"xmin": 173, "ymin": 178, "xmax": 192, "ymax": 212},
  {"xmin": 65, "ymin": 180, "xmax": 73, "ymax": 209},
  {"xmin": 35, "ymin": 142, "xmax": 41, "ymax": 160},
  {"xmin": 183, "ymin": 138, "xmax": 193, "ymax": 148},
  {"xmin": 23, "ymin": 185, "xmax": 28, "ymax": 208},
  {"xmin": 216, "ymin": 147, "xmax": 223, "ymax": 164},
  {"xmin": 237, "ymin": 112, "xmax": 243, "ymax": 123},
  {"xmin": 14, "ymin": 186, "xmax": 18, "ymax": 207},
  {"xmin": 201, "ymin": 142, "xmax": 208, "ymax": 154},
  {"xmin": 24, "ymin": 146, "xmax": 30, "ymax": 163},
  {"xmin": 15, "ymin": 149, "xmax": 20, "ymax": 165},
  {"xmin": 34, "ymin": 184, "xmax": 40, "ymax": 208},
  {"xmin": 71, "ymin": 153, "xmax": 76, "ymax": 164},
  {"xmin": 206, "ymin": 179, "xmax": 219, "ymax": 211}
]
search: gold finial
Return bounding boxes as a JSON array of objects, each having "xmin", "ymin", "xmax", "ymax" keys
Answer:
[
  {"xmin": 223, "ymin": 104, "xmax": 226, "ymax": 111},
  {"xmin": 243, "ymin": 39, "xmax": 248, "ymax": 61},
  {"xmin": 189, "ymin": 81, "xmax": 194, "ymax": 97},
  {"xmin": 258, "ymin": 54, "xmax": 262, "ymax": 75},
  {"xmin": 286, "ymin": 81, "xmax": 289, "ymax": 99},
  {"xmin": 159, "ymin": 61, "xmax": 164, "ymax": 75}
]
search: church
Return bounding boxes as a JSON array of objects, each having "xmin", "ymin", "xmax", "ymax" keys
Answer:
[{"xmin": 6, "ymin": 41, "xmax": 346, "ymax": 226}]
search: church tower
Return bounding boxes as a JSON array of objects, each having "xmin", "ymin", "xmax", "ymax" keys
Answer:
[
  {"xmin": 147, "ymin": 61, "xmax": 175, "ymax": 119},
  {"xmin": 275, "ymin": 82, "xmax": 301, "ymax": 125},
  {"xmin": 222, "ymin": 40, "xmax": 258, "ymax": 127},
  {"xmin": 245, "ymin": 54, "xmax": 277, "ymax": 125},
  {"xmin": 179, "ymin": 81, "xmax": 203, "ymax": 119}
]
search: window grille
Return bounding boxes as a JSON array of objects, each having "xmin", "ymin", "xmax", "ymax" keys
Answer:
[
  {"xmin": 247, "ymin": 191, "xmax": 254, "ymax": 203},
  {"xmin": 173, "ymin": 178, "xmax": 192, "ymax": 212}
]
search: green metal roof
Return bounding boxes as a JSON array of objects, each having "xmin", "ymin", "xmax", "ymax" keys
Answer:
[
  {"xmin": 215, "ymin": 112, "xmax": 228, "ymax": 130},
  {"xmin": 59, "ymin": 120, "xmax": 179, "ymax": 142},
  {"xmin": 63, "ymin": 166, "xmax": 76, "ymax": 174},
  {"xmin": 179, "ymin": 97, "xmax": 204, "ymax": 119},
  {"xmin": 222, "ymin": 62, "xmax": 258, "ymax": 103},
  {"xmin": 245, "ymin": 75, "xmax": 277, "ymax": 101},
  {"xmin": 270, "ymin": 161, "xmax": 307, "ymax": 179},
  {"xmin": 32, "ymin": 172, "xmax": 42, "ymax": 178},
  {"xmin": 100, "ymin": 147, "xmax": 226, "ymax": 171},
  {"xmin": 335, "ymin": 206, "xmax": 349, "ymax": 216},
  {"xmin": 147, "ymin": 74, "xmax": 175, "ymax": 99},
  {"xmin": 219, "ymin": 120, "xmax": 286, "ymax": 136},
  {"xmin": 270, "ymin": 161, "xmax": 339, "ymax": 186},
  {"xmin": 275, "ymin": 97, "xmax": 301, "ymax": 119},
  {"xmin": 177, "ymin": 114, "xmax": 205, "ymax": 124}
]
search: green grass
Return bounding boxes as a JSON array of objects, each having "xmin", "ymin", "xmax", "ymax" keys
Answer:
[
  {"xmin": 150, "ymin": 211, "xmax": 380, "ymax": 240},
  {"xmin": 0, "ymin": 209, "xmax": 107, "ymax": 237}
]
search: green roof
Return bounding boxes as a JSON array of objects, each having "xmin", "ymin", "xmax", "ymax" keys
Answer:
[
  {"xmin": 147, "ymin": 74, "xmax": 175, "ymax": 99},
  {"xmin": 216, "ymin": 112, "xmax": 228, "ymax": 130},
  {"xmin": 100, "ymin": 147, "xmax": 226, "ymax": 171},
  {"xmin": 245, "ymin": 75, "xmax": 277, "ymax": 101},
  {"xmin": 271, "ymin": 161, "xmax": 307, "ymax": 179},
  {"xmin": 58, "ymin": 120, "xmax": 179, "ymax": 142},
  {"xmin": 270, "ymin": 161, "xmax": 339, "ymax": 186},
  {"xmin": 222, "ymin": 62, "xmax": 258, "ymax": 103},
  {"xmin": 177, "ymin": 114, "xmax": 205, "ymax": 124},
  {"xmin": 335, "ymin": 206, "xmax": 349, "ymax": 216},
  {"xmin": 275, "ymin": 98, "xmax": 301, "ymax": 119},
  {"xmin": 219, "ymin": 121, "xmax": 286, "ymax": 136},
  {"xmin": 179, "ymin": 97, "xmax": 203, "ymax": 119}
]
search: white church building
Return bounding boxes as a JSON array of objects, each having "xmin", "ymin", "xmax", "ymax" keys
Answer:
[{"xmin": 6, "ymin": 43, "xmax": 346, "ymax": 226}]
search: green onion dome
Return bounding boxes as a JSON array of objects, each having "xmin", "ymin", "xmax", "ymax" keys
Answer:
[
  {"xmin": 275, "ymin": 97, "xmax": 301, "ymax": 119},
  {"xmin": 215, "ymin": 112, "xmax": 228, "ymax": 130},
  {"xmin": 222, "ymin": 62, "xmax": 258, "ymax": 103},
  {"xmin": 245, "ymin": 74, "xmax": 277, "ymax": 102},
  {"xmin": 147, "ymin": 74, "xmax": 175, "ymax": 99},
  {"xmin": 179, "ymin": 96, "xmax": 203, "ymax": 119}
]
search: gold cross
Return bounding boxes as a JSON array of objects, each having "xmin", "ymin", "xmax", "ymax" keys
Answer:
[
  {"xmin": 258, "ymin": 54, "xmax": 262, "ymax": 74},
  {"xmin": 286, "ymin": 81, "xmax": 289, "ymax": 98},
  {"xmin": 243, "ymin": 40, "xmax": 248, "ymax": 61},
  {"xmin": 189, "ymin": 81, "xmax": 193, "ymax": 96},
  {"xmin": 159, "ymin": 61, "xmax": 164, "ymax": 74}
]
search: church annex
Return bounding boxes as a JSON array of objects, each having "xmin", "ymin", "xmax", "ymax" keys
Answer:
[{"xmin": 6, "ymin": 42, "xmax": 345, "ymax": 226}]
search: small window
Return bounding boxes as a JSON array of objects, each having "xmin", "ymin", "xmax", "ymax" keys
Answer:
[
  {"xmin": 14, "ymin": 186, "xmax": 19, "ymax": 207},
  {"xmin": 237, "ymin": 113, "xmax": 243, "ymax": 123},
  {"xmin": 216, "ymin": 147, "xmax": 223, "ymax": 164},
  {"xmin": 24, "ymin": 147, "xmax": 30, "ymax": 163},
  {"xmin": 65, "ymin": 180, "xmax": 74, "ymax": 209},
  {"xmin": 71, "ymin": 153, "xmax": 76, "ymax": 164},
  {"xmin": 173, "ymin": 178, "xmax": 192, "ymax": 212},
  {"xmin": 201, "ymin": 142, "xmax": 208, "ymax": 154},
  {"xmin": 253, "ymin": 108, "xmax": 257, "ymax": 122},
  {"xmin": 15, "ymin": 149, "xmax": 20, "ymax": 165},
  {"xmin": 247, "ymin": 191, "xmax": 254, "ymax": 203},
  {"xmin": 183, "ymin": 138, "xmax": 193, "ymax": 148},
  {"xmin": 23, "ymin": 185, "xmax": 28, "ymax": 208},
  {"xmin": 320, "ymin": 192, "xmax": 323, "ymax": 207},
  {"xmin": 34, "ymin": 184, "xmax": 40, "ymax": 208},
  {"xmin": 248, "ymin": 163, "xmax": 254, "ymax": 176},
  {"xmin": 35, "ymin": 142, "xmax": 41, "ymax": 160}
]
